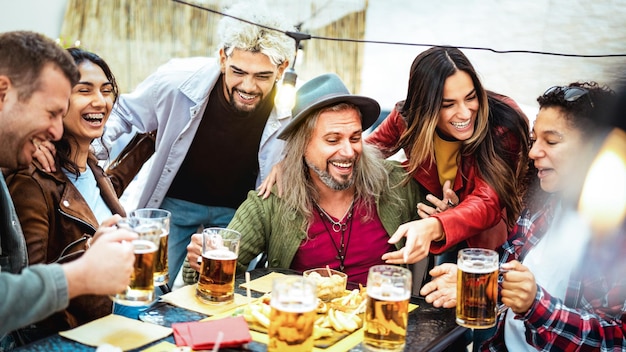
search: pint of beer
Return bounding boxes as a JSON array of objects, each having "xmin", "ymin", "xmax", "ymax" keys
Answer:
[
  {"xmin": 363, "ymin": 265, "xmax": 412, "ymax": 352},
  {"xmin": 267, "ymin": 276, "xmax": 317, "ymax": 352},
  {"xmin": 111, "ymin": 219, "xmax": 161, "ymax": 306},
  {"xmin": 195, "ymin": 228, "xmax": 241, "ymax": 304},
  {"xmin": 456, "ymin": 248, "xmax": 499, "ymax": 329},
  {"xmin": 129, "ymin": 208, "xmax": 171, "ymax": 287}
]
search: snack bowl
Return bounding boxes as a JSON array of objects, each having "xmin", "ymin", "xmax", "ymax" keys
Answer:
[{"xmin": 303, "ymin": 268, "xmax": 347, "ymax": 301}]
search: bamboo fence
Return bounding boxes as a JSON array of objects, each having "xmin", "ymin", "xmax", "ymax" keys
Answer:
[{"xmin": 60, "ymin": 0, "xmax": 366, "ymax": 94}]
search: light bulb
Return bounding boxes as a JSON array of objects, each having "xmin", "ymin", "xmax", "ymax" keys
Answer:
[
  {"xmin": 578, "ymin": 128, "xmax": 626, "ymax": 235},
  {"xmin": 275, "ymin": 68, "xmax": 298, "ymax": 112}
]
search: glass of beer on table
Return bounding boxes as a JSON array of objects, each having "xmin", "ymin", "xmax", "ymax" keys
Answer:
[
  {"xmin": 195, "ymin": 227, "xmax": 240, "ymax": 304},
  {"xmin": 267, "ymin": 275, "xmax": 317, "ymax": 352},
  {"xmin": 456, "ymin": 248, "xmax": 499, "ymax": 329},
  {"xmin": 363, "ymin": 265, "xmax": 412, "ymax": 352},
  {"xmin": 129, "ymin": 208, "xmax": 171, "ymax": 287},
  {"xmin": 111, "ymin": 217, "xmax": 162, "ymax": 305}
]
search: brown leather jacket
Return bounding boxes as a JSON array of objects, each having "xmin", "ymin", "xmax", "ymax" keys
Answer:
[{"xmin": 3, "ymin": 156, "xmax": 126, "ymax": 339}]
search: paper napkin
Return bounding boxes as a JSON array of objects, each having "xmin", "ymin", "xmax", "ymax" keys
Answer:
[
  {"xmin": 59, "ymin": 314, "xmax": 172, "ymax": 351},
  {"xmin": 238, "ymin": 272, "xmax": 287, "ymax": 293},
  {"xmin": 172, "ymin": 316, "xmax": 252, "ymax": 350},
  {"xmin": 160, "ymin": 283, "xmax": 252, "ymax": 316}
]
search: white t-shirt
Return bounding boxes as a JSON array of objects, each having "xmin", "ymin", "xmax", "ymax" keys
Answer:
[{"xmin": 504, "ymin": 204, "xmax": 591, "ymax": 350}]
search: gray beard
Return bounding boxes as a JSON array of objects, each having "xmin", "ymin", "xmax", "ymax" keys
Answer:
[{"xmin": 306, "ymin": 160, "xmax": 355, "ymax": 191}]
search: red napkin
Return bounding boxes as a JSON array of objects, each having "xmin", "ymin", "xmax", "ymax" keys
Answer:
[{"xmin": 172, "ymin": 316, "xmax": 252, "ymax": 350}]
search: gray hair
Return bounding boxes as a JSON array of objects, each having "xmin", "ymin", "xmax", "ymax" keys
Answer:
[{"xmin": 218, "ymin": 1, "xmax": 296, "ymax": 66}]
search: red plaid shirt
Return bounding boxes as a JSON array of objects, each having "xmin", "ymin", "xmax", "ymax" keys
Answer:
[{"xmin": 483, "ymin": 195, "xmax": 626, "ymax": 351}]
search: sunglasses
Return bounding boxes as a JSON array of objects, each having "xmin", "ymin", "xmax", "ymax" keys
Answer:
[{"xmin": 543, "ymin": 86, "xmax": 594, "ymax": 108}]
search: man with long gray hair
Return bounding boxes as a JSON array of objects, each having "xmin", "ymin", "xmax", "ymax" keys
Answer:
[{"xmin": 183, "ymin": 73, "xmax": 423, "ymax": 286}]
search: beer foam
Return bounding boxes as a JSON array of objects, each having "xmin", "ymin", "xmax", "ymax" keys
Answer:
[
  {"xmin": 132, "ymin": 239, "xmax": 158, "ymax": 253},
  {"xmin": 271, "ymin": 300, "xmax": 317, "ymax": 313},
  {"xmin": 458, "ymin": 261, "xmax": 498, "ymax": 274},
  {"xmin": 203, "ymin": 249, "xmax": 237, "ymax": 260},
  {"xmin": 367, "ymin": 286, "xmax": 410, "ymax": 301}
]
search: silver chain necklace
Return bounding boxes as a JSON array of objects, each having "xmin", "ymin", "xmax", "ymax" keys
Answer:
[{"xmin": 313, "ymin": 197, "xmax": 355, "ymax": 232}]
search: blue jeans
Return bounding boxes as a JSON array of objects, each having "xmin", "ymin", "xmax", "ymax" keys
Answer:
[{"xmin": 160, "ymin": 197, "xmax": 236, "ymax": 284}]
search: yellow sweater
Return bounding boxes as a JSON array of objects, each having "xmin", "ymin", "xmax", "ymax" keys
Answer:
[{"xmin": 434, "ymin": 133, "xmax": 462, "ymax": 187}]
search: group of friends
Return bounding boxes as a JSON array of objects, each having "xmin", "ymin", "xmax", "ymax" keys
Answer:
[{"xmin": 1, "ymin": 2, "xmax": 624, "ymax": 351}]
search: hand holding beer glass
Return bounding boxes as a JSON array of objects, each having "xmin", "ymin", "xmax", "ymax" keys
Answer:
[
  {"xmin": 195, "ymin": 228, "xmax": 240, "ymax": 304},
  {"xmin": 363, "ymin": 265, "xmax": 412, "ymax": 352},
  {"xmin": 267, "ymin": 276, "xmax": 317, "ymax": 352},
  {"xmin": 456, "ymin": 248, "xmax": 499, "ymax": 329},
  {"xmin": 129, "ymin": 208, "xmax": 171, "ymax": 287},
  {"xmin": 111, "ymin": 217, "xmax": 162, "ymax": 305}
]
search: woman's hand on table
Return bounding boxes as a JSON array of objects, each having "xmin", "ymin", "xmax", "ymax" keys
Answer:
[
  {"xmin": 417, "ymin": 180, "xmax": 460, "ymax": 218},
  {"xmin": 186, "ymin": 233, "xmax": 203, "ymax": 272},
  {"xmin": 419, "ymin": 263, "xmax": 458, "ymax": 308}
]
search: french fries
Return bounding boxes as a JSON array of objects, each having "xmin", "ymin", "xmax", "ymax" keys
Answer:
[{"xmin": 241, "ymin": 290, "xmax": 366, "ymax": 336}]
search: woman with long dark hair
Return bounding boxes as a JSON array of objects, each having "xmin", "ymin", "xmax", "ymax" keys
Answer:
[
  {"xmin": 369, "ymin": 46, "xmax": 530, "ymax": 265},
  {"xmin": 5, "ymin": 48, "xmax": 125, "ymax": 343}
]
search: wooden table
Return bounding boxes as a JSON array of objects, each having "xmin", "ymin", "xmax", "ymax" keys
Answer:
[{"xmin": 14, "ymin": 268, "xmax": 468, "ymax": 352}]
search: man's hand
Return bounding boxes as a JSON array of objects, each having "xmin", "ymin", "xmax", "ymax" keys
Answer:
[
  {"xmin": 186, "ymin": 233, "xmax": 203, "ymax": 272},
  {"xmin": 417, "ymin": 180, "xmax": 460, "ymax": 219},
  {"xmin": 500, "ymin": 260, "xmax": 537, "ymax": 314},
  {"xmin": 257, "ymin": 161, "xmax": 283, "ymax": 199},
  {"xmin": 32, "ymin": 140, "xmax": 57, "ymax": 172},
  {"xmin": 419, "ymin": 263, "xmax": 458, "ymax": 308},
  {"xmin": 90, "ymin": 214, "xmax": 123, "ymax": 244},
  {"xmin": 63, "ymin": 226, "xmax": 137, "ymax": 298},
  {"xmin": 381, "ymin": 217, "xmax": 443, "ymax": 264}
]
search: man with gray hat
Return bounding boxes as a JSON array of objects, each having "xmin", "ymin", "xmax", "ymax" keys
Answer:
[{"xmin": 182, "ymin": 73, "xmax": 422, "ymax": 286}]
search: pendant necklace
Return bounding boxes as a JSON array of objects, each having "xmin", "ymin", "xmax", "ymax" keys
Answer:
[{"xmin": 314, "ymin": 198, "xmax": 355, "ymax": 272}]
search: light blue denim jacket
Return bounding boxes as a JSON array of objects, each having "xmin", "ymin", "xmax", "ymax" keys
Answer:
[{"xmin": 99, "ymin": 57, "xmax": 291, "ymax": 209}]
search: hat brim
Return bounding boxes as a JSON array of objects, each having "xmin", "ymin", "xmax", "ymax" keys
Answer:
[{"xmin": 278, "ymin": 94, "xmax": 380, "ymax": 140}]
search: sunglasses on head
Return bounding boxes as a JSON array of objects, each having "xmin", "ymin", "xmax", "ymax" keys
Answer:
[{"xmin": 543, "ymin": 86, "xmax": 594, "ymax": 108}]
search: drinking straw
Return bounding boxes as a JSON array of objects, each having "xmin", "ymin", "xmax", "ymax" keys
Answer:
[
  {"xmin": 245, "ymin": 271, "xmax": 252, "ymax": 302},
  {"xmin": 211, "ymin": 331, "xmax": 224, "ymax": 352}
]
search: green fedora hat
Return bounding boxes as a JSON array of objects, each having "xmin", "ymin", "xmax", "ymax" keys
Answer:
[{"xmin": 278, "ymin": 73, "xmax": 380, "ymax": 140}]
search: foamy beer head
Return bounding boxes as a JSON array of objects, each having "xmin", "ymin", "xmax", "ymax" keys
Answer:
[
  {"xmin": 364, "ymin": 265, "xmax": 412, "ymax": 352},
  {"xmin": 129, "ymin": 208, "xmax": 171, "ymax": 286},
  {"xmin": 195, "ymin": 228, "xmax": 241, "ymax": 304},
  {"xmin": 456, "ymin": 248, "xmax": 499, "ymax": 329},
  {"xmin": 268, "ymin": 276, "xmax": 317, "ymax": 352},
  {"xmin": 111, "ymin": 218, "xmax": 162, "ymax": 306}
]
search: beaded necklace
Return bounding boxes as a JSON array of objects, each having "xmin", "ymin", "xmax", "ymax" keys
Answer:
[{"xmin": 313, "ymin": 198, "xmax": 355, "ymax": 272}]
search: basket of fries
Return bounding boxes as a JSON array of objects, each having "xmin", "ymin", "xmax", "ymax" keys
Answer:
[{"xmin": 303, "ymin": 268, "xmax": 347, "ymax": 301}]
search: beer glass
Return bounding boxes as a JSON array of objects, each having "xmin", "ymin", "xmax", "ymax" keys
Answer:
[
  {"xmin": 195, "ymin": 228, "xmax": 241, "ymax": 304},
  {"xmin": 111, "ymin": 218, "xmax": 161, "ymax": 306},
  {"xmin": 129, "ymin": 208, "xmax": 171, "ymax": 286},
  {"xmin": 363, "ymin": 265, "xmax": 412, "ymax": 352},
  {"xmin": 267, "ymin": 275, "xmax": 317, "ymax": 352},
  {"xmin": 456, "ymin": 248, "xmax": 499, "ymax": 329}
]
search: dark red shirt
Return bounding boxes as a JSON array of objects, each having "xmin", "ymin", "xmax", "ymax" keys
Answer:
[{"xmin": 290, "ymin": 201, "xmax": 395, "ymax": 286}]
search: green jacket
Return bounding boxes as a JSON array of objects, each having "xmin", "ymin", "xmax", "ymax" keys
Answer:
[{"xmin": 183, "ymin": 160, "xmax": 422, "ymax": 284}]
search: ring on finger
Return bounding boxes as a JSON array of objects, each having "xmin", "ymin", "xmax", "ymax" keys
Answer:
[{"xmin": 447, "ymin": 199, "xmax": 457, "ymax": 208}]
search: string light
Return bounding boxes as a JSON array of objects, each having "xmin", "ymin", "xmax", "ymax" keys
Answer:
[{"xmin": 275, "ymin": 31, "xmax": 311, "ymax": 112}]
